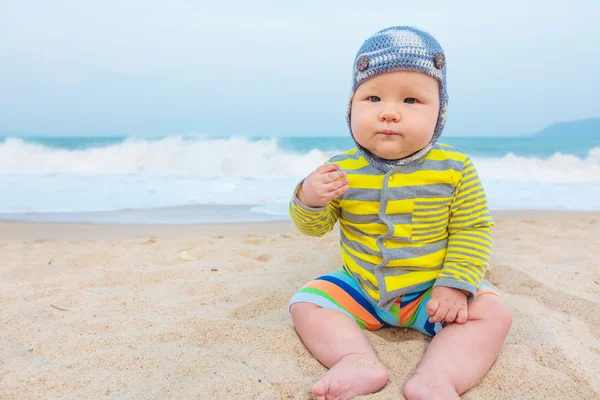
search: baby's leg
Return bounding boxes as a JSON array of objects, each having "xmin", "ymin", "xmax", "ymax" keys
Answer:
[
  {"xmin": 290, "ymin": 303, "xmax": 389, "ymax": 400},
  {"xmin": 403, "ymin": 294, "xmax": 512, "ymax": 400}
]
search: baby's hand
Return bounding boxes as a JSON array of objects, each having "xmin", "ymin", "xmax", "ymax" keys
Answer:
[
  {"xmin": 426, "ymin": 286, "xmax": 469, "ymax": 324},
  {"xmin": 297, "ymin": 164, "xmax": 349, "ymax": 208}
]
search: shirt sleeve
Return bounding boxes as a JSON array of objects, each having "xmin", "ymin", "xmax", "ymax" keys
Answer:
[
  {"xmin": 288, "ymin": 179, "xmax": 341, "ymax": 237},
  {"xmin": 434, "ymin": 156, "xmax": 494, "ymax": 302}
]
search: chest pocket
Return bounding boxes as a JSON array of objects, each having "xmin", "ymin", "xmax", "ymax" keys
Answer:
[{"xmin": 411, "ymin": 189, "xmax": 454, "ymax": 243}]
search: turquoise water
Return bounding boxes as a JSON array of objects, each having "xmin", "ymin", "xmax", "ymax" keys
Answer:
[
  {"xmin": 2, "ymin": 134, "xmax": 599, "ymax": 159},
  {"xmin": 0, "ymin": 134, "xmax": 598, "ymax": 223}
]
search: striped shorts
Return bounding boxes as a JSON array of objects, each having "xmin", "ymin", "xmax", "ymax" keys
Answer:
[{"xmin": 289, "ymin": 269, "xmax": 501, "ymax": 337}]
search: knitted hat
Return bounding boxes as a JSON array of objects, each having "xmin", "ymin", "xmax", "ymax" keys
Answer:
[{"xmin": 347, "ymin": 26, "xmax": 449, "ymax": 169}]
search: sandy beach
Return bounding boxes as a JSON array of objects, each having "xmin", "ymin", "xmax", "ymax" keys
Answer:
[{"xmin": 1, "ymin": 210, "xmax": 599, "ymax": 399}]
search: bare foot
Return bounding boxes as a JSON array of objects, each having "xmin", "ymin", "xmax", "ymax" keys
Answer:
[
  {"xmin": 403, "ymin": 372, "xmax": 459, "ymax": 400},
  {"xmin": 312, "ymin": 353, "xmax": 388, "ymax": 400}
]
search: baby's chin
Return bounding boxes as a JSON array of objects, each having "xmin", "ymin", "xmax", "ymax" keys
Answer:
[{"xmin": 369, "ymin": 146, "xmax": 416, "ymax": 161}]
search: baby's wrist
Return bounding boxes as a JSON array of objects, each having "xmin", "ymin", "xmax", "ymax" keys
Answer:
[
  {"xmin": 296, "ymin": 186, "xmax": 305, "ymax": 203},
  {"xmin": 297, "ymin": 185, "xmax": 312, "ymax": 207}
]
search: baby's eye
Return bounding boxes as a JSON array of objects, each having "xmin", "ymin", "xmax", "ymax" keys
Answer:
[
  {"xmin": 404, "ymin": 98, "xmax": 417, "ymax": 104},
  {"xmin": 369, "ymin": 96, "xmax": 381, "ymax": 102}
]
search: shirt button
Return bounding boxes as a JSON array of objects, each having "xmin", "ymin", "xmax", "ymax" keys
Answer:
[{"xmin": 383, "ymin": 241, "xmax": 388, "ymax": 247}]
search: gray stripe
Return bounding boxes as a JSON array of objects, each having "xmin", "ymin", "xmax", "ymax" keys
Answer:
[
  {"xmin": 342, "ymin": 249, "xmax": 379, "ymax": 274},
  {"xmin": 384, "ymin": 262, "xmax": 444, "ymax": 276},
  {"xmin": 389, "ymin": 158, "xmax": 465, "ymax": 175},
  {"xmin": 450, "ymin": 232, "xmax": 492, "ymax": 245},
  {"xmin": 447, "ymin": 236, "xmax": 492, "ymax": 250},
  {"xmin": 389, "ymin": 184, "xmax": 455, "ymax": 199},
  {"xmin": 455, "ymin": 188, "xmax": 484, "ymax": 204},
  {"xmin": 452, "ymin": 193, "xmax": 485, "ymax": 212},
  {"xmin": 344, "ymin": 188, "xmax": 382, "ymax": 201},
  {"xmin": 448, "ymin": 243, "xmax": 491, "ymax": 257},
  {"xmin": 457, "ymin": 196, "xmax": 487, "ymax": 210},
  {"xmin": 449, "ymin": 214, "xmax": 492, "ymax": 228},
  {"xmin": 340, "ymin": 209, "xmax": 381, "ymax": 224},
  {"xmin": 451, "ymin": 209, "xmax": 491, "ymax": 225},
  {"xmin": 340, "ymin": 229, "xmax": 381, "ymax": 257},
  {"xmin": 458, "ymin": 178, "xmax": 481, "ymax": 194},
  {"xmin": 415, "ymin": 200, "xmax": 453, "ymax": 208},
  {"xmin": 340, "ymin": 212, "xmax": 413, "ymax": 235},
  {"xmin": 345, "ymin": 184, "xmax": 455, "ymax": 201},
  {"xmin": 445, "ymin": 249, "xmax": 489, "ymax": 263},
  {"xmin": 440, "ymin": 265, "xmax": 483, "ymax": 284},
  {"xmin": 413, "ymin": 220, "xmax": 448, "ymax": 232},
  {"xmin": 343, "ymin": 158, "xmax": 463, "ymax": 176},
  {"xmin": 330, "ymin": 151, "xmax": 364, "ymax": 162},
  {"xmin": 460, "ymin": 172, "xmax": 479, "ymax": 187},
  {"xmin": 412, "ymin": 208, "xmax": 450, "ymax": 219},
  {"xmin": 387, "ymin": 238, "xmax": 448, "ymax": 261},
  {"xmin": 387, "ymin": 212, "xmax": 413, "ymax": 225}
]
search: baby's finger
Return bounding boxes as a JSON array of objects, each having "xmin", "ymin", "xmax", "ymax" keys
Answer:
[
  {"xmin": 425, "ymin": 298, "xmax": 440, "ymax": 318},
  {"xmin": 316, "ymin": 163, "xmax": 340, "ymax": 175},
  {"xmin": 430, "ymin": 304, "xmax": 449, "ymax": 323},
  {"xmin": 456, "ymin": 307, "xmax": 469, "ymax": 324},
  {"xmin": 324, "ymin": 178, "xmax": 349, "ymax": 192},
  {"xmin": 322, "ymin": 169, "xmax": 347, "ymax": 184},
  {"xmin": 325, "ymin": 184, "xmax": 349, "ymax": 200},
  {"xmin": 444, "ymin": 307, "xmax": 458, "ymax": 324}
]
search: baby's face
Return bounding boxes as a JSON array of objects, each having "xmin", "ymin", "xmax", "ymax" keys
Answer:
[{"xmin": 350, "ymin": 70, "xmax": 440, "ymax": 160}]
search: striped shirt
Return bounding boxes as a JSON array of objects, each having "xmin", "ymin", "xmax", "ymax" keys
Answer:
[{"xmin": 289, "ymin": 143, "xmax": 494, "ymax": 310}]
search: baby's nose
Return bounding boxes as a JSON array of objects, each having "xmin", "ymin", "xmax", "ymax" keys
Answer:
[{"xmin": 379, "ymin": 109, "xmax": 400, "ymax": 122}]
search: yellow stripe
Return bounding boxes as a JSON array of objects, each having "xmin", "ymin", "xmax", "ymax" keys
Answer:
[
  {"xmin": 389, "ymin": 169, "xmax": 460, "ymax": 187},
  {"xmin": 341, "ymin": 200, "xmax": 380, "ymax": 215},
  {"xmin": 452, "ymin": 203, "xmax": 487, "ymax": 219},
  {"xmin": 359, "ymin": 282, "xmax": 381, "ymax": 300},
  {"xmin": 385, "ymin": 199, "xmax": 414, "ymax": 214},
  {"xmin": 341, "ymin": 249, "xmax": 379, "ymax": 287},
  {"xmin": 343, "ymin": 220, "xmax": 388, "ymax": 237},
  {"xmin": 335, "ymin": 157, "xmax": 370, "ymax": 170},
  {"xmin": 341, "ymin": 242, "xmax": 383, "ymax": 266},
  {"xmin": 439, "ymin": 267, "xmax": 477, "ymax": 285},
  {"xmin": 447, "ymin": 238, "xmax": 491, "ymax": 254},
  {"xmin": 384, "ymin": 269, "xmax": 441, "ymax": 291},
  {"xmin": 340, "ymin": 224, "xmax": 381, "ymax": 254},
  {"xmin": 411, "ymin": 231, "xmax": 448, "ymax": 242},
  {"xmin": 348, "ymin": 174, "xmax": 384, "ymax": 189},
  {"xmin": 386, "ymin": 246, "xmax": 447, "ymax": 267},
  {"xmin": 445, "ymin": 251, "xmax": 488, "ymax": 265},
  {"xmin": 413, "ymin": 207, "xmax": 451, "ymax": 219},
  {"xmin": 392, "ymin": 224, "xmax": 413, "ymax": 238},
  {"xmin": 449, "ymin": 217, "xmax": 493, "ymax": 231},
  {"xmin": 424, "ymin": 148, "xmax": 466, "ymax": 162}
]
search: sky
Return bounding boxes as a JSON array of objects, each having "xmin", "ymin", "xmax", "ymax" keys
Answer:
[{"xmin": 1, "ymin": 0, "xmax": 599, "ymax": 137}]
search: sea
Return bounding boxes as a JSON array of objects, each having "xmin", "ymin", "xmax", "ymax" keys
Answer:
[{"xmin": 1, "ymin": 134, "xmax": 599, "ymax": 224}]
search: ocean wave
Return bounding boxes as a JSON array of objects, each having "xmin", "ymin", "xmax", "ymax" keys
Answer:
[{"xmin": 1, "ymin": 136, "xmax": 599, "ymax": 183}]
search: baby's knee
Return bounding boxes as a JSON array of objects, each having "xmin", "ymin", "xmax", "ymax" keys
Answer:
[{"xmin": 476, "ymin": 296, "xmax": 512, "ymax": 331}]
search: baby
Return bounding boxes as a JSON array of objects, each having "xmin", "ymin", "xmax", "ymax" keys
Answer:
[{"xmin": 288, "ymin": 26, "xmax": 512, "ymax": 400}]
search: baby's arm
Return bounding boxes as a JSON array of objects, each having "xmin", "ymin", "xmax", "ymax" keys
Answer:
[
  {"xmin": 288, "ymin": 163, "xmax": 349, "ymax": 237},
  {"xmin": 428, "ymin": 157, "xmax": 494, "ymax": 323}
]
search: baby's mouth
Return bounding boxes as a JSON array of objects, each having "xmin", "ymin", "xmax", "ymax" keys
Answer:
[{"xmin": 377, "ymin": 130, "xmax": 401, "ymax": 136}]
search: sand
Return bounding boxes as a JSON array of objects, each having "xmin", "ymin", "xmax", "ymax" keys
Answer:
[{"xmin": 1, "ymin": 211, "xmax": 599, "ymax": 399}]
